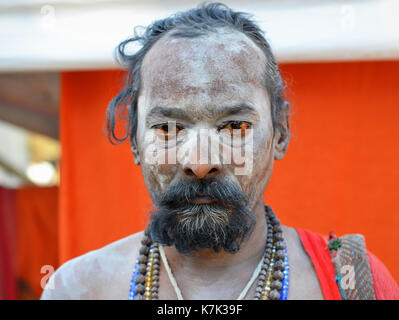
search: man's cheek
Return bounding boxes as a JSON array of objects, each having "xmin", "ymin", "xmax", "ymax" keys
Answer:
[
  {"xmin": 147, "ymin": 162, "xmax": 177, "ymax": 192},
  {"xmin": 235, "ymin": 140, "xmax": 271, "ymax": 194}
]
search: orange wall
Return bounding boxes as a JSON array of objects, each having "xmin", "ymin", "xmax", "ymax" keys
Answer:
[{"xmin": 60, "ymin": 61, "xmax": 399, "ymax": 282}]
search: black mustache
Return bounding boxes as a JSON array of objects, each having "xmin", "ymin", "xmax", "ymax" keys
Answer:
[
  {"xmin": 154, "ymin": 178, "xmax": 248, "ymax": 209},
  {"xmin": 149, "ymin": 177, "xmax": 256, "ymax": 254}
]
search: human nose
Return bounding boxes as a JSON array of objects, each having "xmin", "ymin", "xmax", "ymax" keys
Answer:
[
  {"xmin": 183, "ymin": 162, "xmax": 222, "ymax": 179},
  {"xmin": 182, "ymin": 129, "xmax": 222, "ymax": 179}
]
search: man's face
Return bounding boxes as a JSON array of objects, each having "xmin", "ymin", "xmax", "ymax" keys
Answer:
[{"xmin": 135, "ymin": 29, "xmax": 278, "ymax": 254}]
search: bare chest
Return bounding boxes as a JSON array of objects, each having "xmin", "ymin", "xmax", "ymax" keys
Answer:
[{"xmin": 154, "ymin": 253, "xmax": 324, "ymax": 300}]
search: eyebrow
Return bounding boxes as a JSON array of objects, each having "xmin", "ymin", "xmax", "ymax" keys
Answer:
[
  {"xmin": 211, "ymin": 104, "xmax": 259, "ymax": 118},
  {"xmin": 146, "ymin": 103, "xmax": 259, "ymax": 124}
]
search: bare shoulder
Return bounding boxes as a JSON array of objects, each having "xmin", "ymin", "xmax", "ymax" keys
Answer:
[
  {"xmin": 41, "ymin": 231, "xmax": 144, "ymax": 300},
  {"xmin": 281, "ymin": 225, "xmax": 324, "ymax": 300}
]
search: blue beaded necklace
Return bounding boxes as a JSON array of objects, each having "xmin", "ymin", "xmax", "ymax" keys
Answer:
[{"xmin": 280, "ymin": 245, "xmax": 290, "ymax": 300}]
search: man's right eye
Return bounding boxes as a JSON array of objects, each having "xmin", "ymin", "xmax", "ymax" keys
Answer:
[{"xmin": 152, "ymin": 123, "xmax": 183, "ymax": 140}]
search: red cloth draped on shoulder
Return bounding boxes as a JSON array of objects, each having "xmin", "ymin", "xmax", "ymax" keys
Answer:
[
  {"xmin": 296, "ymin": 228, "xmax": 399, "ymax": 300},
  {"xmin": 296, "ymin": 228, "xmax": 342, "ymax": 300},
  {"xmin": 367, "ymin": 251, "xmax": 399, "ymax": 299}
]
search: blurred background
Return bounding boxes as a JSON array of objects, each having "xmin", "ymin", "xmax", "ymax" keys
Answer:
[{"xmin": 0, "ymin": 0, "xmax": 398, "ymax": 299}]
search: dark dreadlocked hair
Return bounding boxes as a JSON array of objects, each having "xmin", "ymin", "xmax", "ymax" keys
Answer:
[{"xmin": 106, "ymin": 2, "xmax": 290, "ymax": 150}]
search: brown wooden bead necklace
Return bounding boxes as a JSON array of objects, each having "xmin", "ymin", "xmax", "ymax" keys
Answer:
[{"xmin": 132, "ymin": 205, "xmax": 287, "ymax": 300}]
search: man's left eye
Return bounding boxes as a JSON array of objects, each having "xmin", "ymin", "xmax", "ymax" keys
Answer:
[{"xmin": 219, "ymin": 121, "xmax": 252, "ymax": 133}]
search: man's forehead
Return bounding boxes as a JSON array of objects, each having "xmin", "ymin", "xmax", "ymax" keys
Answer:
[{"xmin": 140, "ymin": 29, "xmax": 266, "ymax": 104}]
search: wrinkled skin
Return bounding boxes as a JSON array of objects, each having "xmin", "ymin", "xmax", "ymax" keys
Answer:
[
  {"xmin": 136, "ymin": 30, "xmax": 273, "ymax": 214},
  {"xmin": 41, "ymin": 30, "xmax": 324, "ymax": 300},
  {"xmin": 137, "ymin": 30, "xmax": 276, "ymax": 255}
]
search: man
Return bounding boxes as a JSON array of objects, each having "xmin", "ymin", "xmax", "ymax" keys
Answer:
[{"xmin": 41, "ymin": 3, "xmax": 398, "ymax": 300}]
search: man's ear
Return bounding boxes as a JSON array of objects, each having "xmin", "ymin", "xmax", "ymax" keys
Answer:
[
  {"xmin": 130, "ymin": 137, "xmax": 141, "ymax": 165},
  {"xmin": 273, "ymin": 116, "xmax": 290, "ymax": 160}
]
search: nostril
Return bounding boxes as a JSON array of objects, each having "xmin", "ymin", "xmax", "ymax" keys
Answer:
[
  {"xmin": 184, "ymin": 168, "xmax": 195, "ymax": 176},
  {"xmin": 208, "ymin": 167, "xmax": 219, "ymax": 174},
  {"xmin": 183, "ymin": 165, "xmax": 221, "ymax": 178}
]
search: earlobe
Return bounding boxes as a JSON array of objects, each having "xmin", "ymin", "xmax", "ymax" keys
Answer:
[
  {"xmin": 273, "ymin": 112, "xmax": 290, "ymax": 160},
  {"xmin": 131, "ymin": 139, "xmax": 141, "ymax": 165},
  {"xmin": 273, "ymin": 129, "xmax": 289, "ymax": 160},
  {"xmin": 133, "ymin": 156, "xmax": 141, "ymax": 165}
]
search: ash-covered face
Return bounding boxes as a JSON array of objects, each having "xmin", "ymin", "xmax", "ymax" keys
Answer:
[{"xmin": 133, "ymin": 29, "xmax": 287, "ymax": 254}]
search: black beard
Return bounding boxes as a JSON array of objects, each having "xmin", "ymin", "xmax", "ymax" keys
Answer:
[{"xmin": 148, "ymin": 178, "xmax": 256, "ymax": 255}]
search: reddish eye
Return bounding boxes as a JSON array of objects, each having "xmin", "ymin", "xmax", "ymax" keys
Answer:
[
  {"xmin": 154, "ymin": 123, "xmax": 183, "ymax": 140},
  {"xmin": 221, "ymin": 121, "xmax": 252, "ymax": 137}
]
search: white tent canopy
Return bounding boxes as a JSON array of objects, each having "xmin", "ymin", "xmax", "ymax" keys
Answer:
[{"xmin": 0, "ymin": 0, "xmax": 398, "ymax": 72}]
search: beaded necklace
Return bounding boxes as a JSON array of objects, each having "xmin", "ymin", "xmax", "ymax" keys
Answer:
[{"xmin": 129, "ymin": 205, "xmax": 289, "ymax": 300}]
